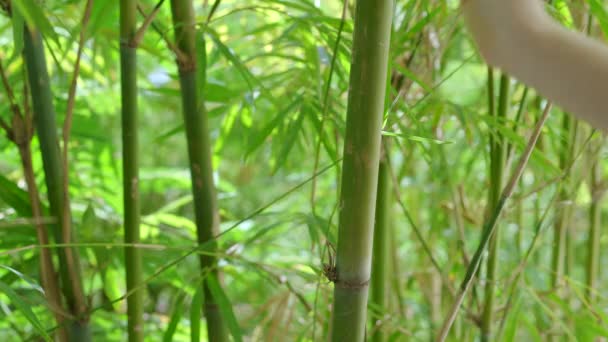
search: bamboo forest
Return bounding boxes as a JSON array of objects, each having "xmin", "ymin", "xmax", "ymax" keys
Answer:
[{"xmin": 1, "ymin": 0, "xmax": 607, "ymax": 341}]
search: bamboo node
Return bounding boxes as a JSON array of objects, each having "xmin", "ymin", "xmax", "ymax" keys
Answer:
[
  {"xmin": 175, "ymin": 56, "xmax": 196, "ymax": 72},
  {"xmin": 335, "ymin": 278, "xmax": 370, "ymax": 290}
]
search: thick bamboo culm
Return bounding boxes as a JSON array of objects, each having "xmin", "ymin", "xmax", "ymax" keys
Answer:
[
  {"xmin": 120, "ymin": 0, "xmax": 145, "ymax": 340},
  {"xmin": 169, "ymin": 1, "xmax": 228, "ymax": 340},
  {"xmin": 23, "ymin": 27, "xmax": 90, "ymax": 340},
  {"xmin": 330, "ymin": 0, "xmax": 393, "ymax": 340}
]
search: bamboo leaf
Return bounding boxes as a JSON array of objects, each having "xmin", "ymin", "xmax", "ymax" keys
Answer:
[
  {"xmin": 207, "ymin": 274, "xmax": 242, "ymax": 342},
  {"xmin": 392, "ymin": 62, "xmax": 431, "ymax": 92},
  {"xmin": 88, "ymin": 0, "xmax": 115, "ymax": 37},
  {"xmin": 104, "ymin": 267, "xmax": 123, "ymax": 311},
  {"xmin": 0, "ymin": 280, "xmax": 51, "ymax": 341},
  {"xmin": 163, "ymin": 292, "xmax": 186, "ymax": 342},
  {"xmin": 10, "ymin": 6, "xmax": 24, "ymax": 58},
  {"xmin": 274, "ymin": 108, "xmax": 305, "ymax": 172},
  {"xmin": 381, "ymin": 130, "xmax": 451, "ymax": 145},
  {"xmin": 406, "ymin": 6, "xmax": 439, "ymax": 36},
  {"xmin": 589, "ymin": 0, "xmax": 608, "ymax": 37},
  {"xmin": 246, "ymin": 96, "xmax": 302, "ymax": 158},
  {"xmin": 190, "ymin": 286, "xmax": 203, "ymax": 342},
  {"xmin": 207, "ymin": 28, "xmax": 257, "ymax": 93},
  {"xmin": 0, "ymin": 174, "xmax": 33, "ymax": 217},
  {"xmin": 575, "ymin": 313, "xmax": 608, "ymax": 338},
  {"xmin": 502, "ymin": 295, "xmax": 521, "ymax": 341},
  {"xmin": 12, "ymin": 0, "xmax": 58, "ymax": 43}
]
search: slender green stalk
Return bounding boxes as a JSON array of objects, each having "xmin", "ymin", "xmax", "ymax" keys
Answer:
[
  {"xmin": 584, "ymin": 10, "xmax": 600, "ymax": 304},
  {"xmin": 481, "ymin": 73, "xmax": 509, "ymax": 342},
  {"xmin": 330, "ymin": 0, "xmax": 393, "ymax": 340},
  {"xmin": 169, "ymin": 1, "xmax": 228, "ymax": 340},
  {"xmin": 120, "ymin": 1, "xmax": 144, "ymax": 341},
  {"xmin": 23, "ymin": 26, "xmax": 90, "ymax": 340},
  {"xmin": 584, "ymin": 11, "xmax": 600, "ymax": 305},
  {"xmin": 486, "ymin": 67, "xmax": 495, "ymax": 121},
  {"xmin": 551, "ymin": 3, "xmax": 588, "ymax": 297},
  {"xmin": 586, "ymin": 140, "xmax": 602, "ymax": 302},
  {"xmin": 369, "ymin": 139, "xmax": 391, "ymax": 342},
  {"xmin": 551, "ymin": 114, "xmax": 577, "ymax": 290},
  {"xmin": 512, "ymin": 87, "xmax": 529, "ymax": 257}
]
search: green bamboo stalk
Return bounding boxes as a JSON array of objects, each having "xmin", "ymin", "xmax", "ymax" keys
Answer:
[
  {"xmin": 480, "ymin": 73, "xmax": 510, "ymax": 342},
  {"xmin": 330, "ymin": 0, "xmax": 393, "ymax": 340},
  {"xmin": 23, "ymin": 26, "xmax": 90, "ymax": 340},
  {"xmin": 369, "ymin": 139, "xmax": 391, "ymax": 342},
  {"xmin": 586, "ymin": 140, "xmax": 602, "ymax": 302},
  {"xmin": 551, "ymin": 114, "xmax": 576, "ymax": 290},
  {"xmin": 486, "ymin": 67, "xmax": 495, "ymax": 121},
  {"xmin": 512, "ymin": 88, "xmax": 529, "ymax": 257},
  {"xmin": 169, "ymin": 1, "xmax": 228, "ymax": 340},
  {"xmin": 120, "ymin": 1, "xmax": 144, "ymax": 341},
  {"xmin": 583, "ymin": 11, "xmax": 600, "ymax": 305}
]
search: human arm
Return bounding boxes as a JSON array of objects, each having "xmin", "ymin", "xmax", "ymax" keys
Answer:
[{"xmin": 463, "ymin": 0, "xmax": 608, "ymax": 131}]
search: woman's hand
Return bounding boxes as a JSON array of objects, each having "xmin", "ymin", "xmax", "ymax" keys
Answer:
[
  {"xmin": 462, "ymin": 0, "xmax": 608, "ymax": 131},
  {"xmin": 462, "ymin": 0, "xmax": 548, "ymax": 67}
]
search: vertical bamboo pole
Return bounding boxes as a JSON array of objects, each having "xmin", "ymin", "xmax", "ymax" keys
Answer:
[
  {"xmin": 586, "ymin": 152, "xmax": 602, "ymax": 302},
  {"xmin": 551, "ymin": 114, "xmax": 576, "ymax": 290},
  {"xmin": 583, "ymin": 12, "xmax": 601, "ymax": 306},
  {"xmin": 480, "ymin": 74, "xmax": 509, "ymax": 341},
  {"xmin": 23, "ymin": 26, "xmax": 90, "ymax": 340},
  {"xmin": 169, "ymin": 1, "xmax": 228, "ymax": 340},
  {"xmin": 370, "ymin": 139, "xmax": 391, "ymax": 342},
  {"xmin": 330, "ymin": 0, "xmax": 393, "ymax": 340},
  {"xmin": 120, "ymin": 1, "xmax": 144, "ymax": 341}
]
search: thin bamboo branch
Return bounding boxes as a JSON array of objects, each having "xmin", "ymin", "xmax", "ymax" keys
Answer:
[
  {"xmin": 436, "ymin": 102, "xmax": 552, "ymax": 342},
  {"xmin": 132, "ymin": 0, "xmax": 165, "ymax": 48},
  {"xmin": 310, "ymin": 0, "xmax": 347, "ymax": 217},
  {"xmin": 62, "ymin": 0, "xmax": 93, "ymax": 160}
]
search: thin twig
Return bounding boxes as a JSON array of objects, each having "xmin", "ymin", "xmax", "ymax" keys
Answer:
[
  {"xmin": 205, "ymin": 0, "xmax": 222, "ymax": 26},
  {"xmin": 384, "ymin": 147, "xmax": 457, "ymax": 298},
  {"xmin": 62, "ymin": 0, "xmax": 93, "ymax": 157},
  {"xmin": 495, "ymin": 190, "xmax": 559, "ymax": 339},
  {"xmin": 436, "ymin": 102, "xmax": 552, "ymax": 342},
  {"xmin": 0, "ymin": 55, "xmax": 19, "ymax": 137},
  {"xmin": 309, "ymin": 0, "xmax": 348, "ymax": 217},
  {"xmin": 136, "ymin": 4, "xmax": 189, "ymax": 63},
  {"xmin": 0, "ymin": 56, "xmax": 20, "ymax": 110},
  {"xmin": 131, "ymin": 0, "xmax": 165, "ymax": 48},
  {"xmin": 60, "ymin": 1, "xmax": 95, "ymax": 322}
]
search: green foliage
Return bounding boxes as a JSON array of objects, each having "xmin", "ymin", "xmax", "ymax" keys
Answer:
[
  {"xmin": 0, "ymin": 0, "xmax": 606, "ymax": 341},
  {"xmin": 0, "ymin": 279, "xmax": 51, "ymax": 341}
]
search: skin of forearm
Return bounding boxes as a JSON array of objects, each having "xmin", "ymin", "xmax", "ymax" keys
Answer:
[{"xmin": 463, "ymin": 0, "xmax": 608, "ymax": 131}]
